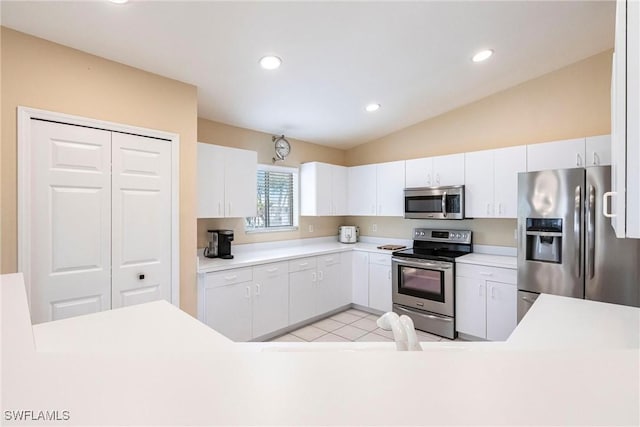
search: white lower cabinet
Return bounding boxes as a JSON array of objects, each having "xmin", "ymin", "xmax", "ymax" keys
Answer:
[
  {"xmin": 368, "ymin": 253, "xmax": 392, "ymax": 312},
  {"xmin": 252, "ymin": 262, "xmax": 289, "ymax": 338},
  {"xmin": 200, "ymin": 262, "xmax": 289, "ymax": 341},
  {"xmin": 351, "ymin": 251, "xmax": 369, "ymax": 306},
  {"xmin": 289, "ymin": 254, "xmax": 350, "ymax": 325},
  {"xmin": 455, "ymin": 263, "xmax": 517, "ymax": 341}
]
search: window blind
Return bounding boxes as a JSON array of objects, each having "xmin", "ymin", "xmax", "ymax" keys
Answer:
[{"xmin": 249, "ymin": 169, "xmax": 294, "ymax": 229}]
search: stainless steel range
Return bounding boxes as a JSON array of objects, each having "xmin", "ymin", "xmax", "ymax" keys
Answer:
[{"xmin": 392, "ymin": 228, "xmax": 472, "ymax": 339}]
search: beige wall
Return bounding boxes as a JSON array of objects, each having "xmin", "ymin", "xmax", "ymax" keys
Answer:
[
  {"xmin": 197, "ymin": 118, "xmax": 346, "ymax": 246},
  {"xmin": 1, "ymin": 28, "xmax": 199, "ymax": 316},
  {"xmin": 344, "ymin": 50, "xmax": 613, "ymax": 247},
  {"xmin": 346, "ymin": 49, "xmax": 612, "ymax": 165}
]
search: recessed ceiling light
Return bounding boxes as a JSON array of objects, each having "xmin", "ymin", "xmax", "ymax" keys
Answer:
[
  {"xmin": 472, "ymin": 49, "xmax": 494, "ymax": 63},
  {"xmin": 365, "ymin": 103, "xmax": 381, "ymax": 112},
  {"xmin": 109, "ymin": 0, "xmax": 129, "ymax": 4},
  {"xmin": 259, "ymin": 56, "xmax": 282, "ymax": 70}
]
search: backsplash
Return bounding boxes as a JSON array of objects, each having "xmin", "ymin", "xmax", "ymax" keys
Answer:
[
  {"xmin": 198, "ymin": 216, "xmax": 517, "ymax": 248},
  {"xmin": 197, "ymin": 216, "xmax": 345, "ymax": 248}
]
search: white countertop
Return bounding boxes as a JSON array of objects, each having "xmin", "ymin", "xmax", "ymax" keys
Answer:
[
  {"xmin": 457, "ymin": 252, "xmax": 517, "ymax": 269},
  {"xmin": 3, "ymin": 273, "xmax": 639, "ymax": 425},
  {"xmin": 197, "ymin": 237, "xmax": 410, "ymax": 273}
]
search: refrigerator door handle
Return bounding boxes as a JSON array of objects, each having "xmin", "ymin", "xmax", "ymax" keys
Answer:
[
  {"xmin": 574, "ymin": 185, "xmax": 582, "ymax": 279},
  {"xmin": 587, "ymin": 185, "xmax": 596, "ymax": 279}
]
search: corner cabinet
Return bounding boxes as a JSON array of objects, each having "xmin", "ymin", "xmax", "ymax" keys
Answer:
[
  {"xmin": 455, "ymin": 262, "xmax": 517, "ymax": 341},
  {"xmin": 197, "ymin": 142, "xmax": 257, "ymax": 218},
  {"xmin": 610, "ymin": 0, "xmax": 640, "ymax": 238},
  {"xmin": 300, "ymin": 162, "xmax": 348, "ymax": 216}
]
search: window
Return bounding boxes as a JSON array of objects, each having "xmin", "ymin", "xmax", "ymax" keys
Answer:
[{"xmin": 245, "ymin": 164, "xmax": 299, "ymax": 232}]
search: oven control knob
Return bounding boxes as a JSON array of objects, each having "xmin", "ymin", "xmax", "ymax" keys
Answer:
[{"xmin": 420, "ymin": 231, "xmax": 425, "ymax": 236}]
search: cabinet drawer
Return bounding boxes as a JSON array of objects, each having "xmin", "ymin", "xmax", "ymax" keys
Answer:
[
  {"xmin": 369, "ymin": 253, "xmax": 392, "ymax": 266},
  {"xmin": 318, "ymin": 253, "xmax": 341, "ymax": 267},
  {"xmin": 205, "ymin": 267, "xmax": 253, "ymax": 289},
  {"xmin": 254, "ymin": 262, "xmax": 289, "ymax": 280},
  {"xmin": 288, "ymin": 257, "xmax": 317, "ymax": 273},
  {"xmin": 456, "ymin": 263, "xmax": 516, "ymax": 284}
]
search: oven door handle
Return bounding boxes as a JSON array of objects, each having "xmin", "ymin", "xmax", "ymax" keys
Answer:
[
  {"xmin": 392, "ymin": 257, "xmax": 452, "ymax": 271},
  {"xmin": 394, "ymin": 306, "xmax": 453, "ymax": 323}
]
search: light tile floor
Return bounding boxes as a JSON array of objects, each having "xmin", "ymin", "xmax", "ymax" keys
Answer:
[{"xmin": 270, "ymin": 308, "xmax": 448, "ymax": 343}]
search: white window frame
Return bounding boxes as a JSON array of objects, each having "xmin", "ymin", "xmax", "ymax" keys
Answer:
[{"xmin": 245, "ymin": 164, "xmax": 299, "ymax": 233}]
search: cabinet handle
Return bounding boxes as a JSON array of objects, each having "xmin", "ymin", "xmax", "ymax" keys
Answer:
[
  {"xmin": 318, "ymin": 270, "xmax": 324, "ymax": 281},
  {"xmin": 224, "ymin": 274, "xmax": 238, "ymax": 281},
  {"xmin": 480, "ymin": 272, "xmax": 493, "ymax": 277},
  {"xmin": 325, "ymin": 257, "xmax": 334, "ymax": 263},
  {"xmin": 491, "ymin": 286, "xmax": 496, "ymax": 299},
  {"xmin": 218, "ymin": 202, "xmax": 222, "ymax": 216},
  {"xmin": 603, "ymin": 192, "xmax": 616, "ymax": 218},
  {"xmin": 245, "ymin": 286, "xmax": 250, "ymax": 298},
  {"xmin": 312, "ymin": 272, "xmax": 317, "ymax": 282},
  {"xmin": 498, "ymin": 203, "xmax": 503, "ymax": 215},
  {"xmin": 299, "ymin": 262, "xmax": 309, "ymax": 267},
  {"xmin": 255, "ymin": 283, "xmax": 261, "ymax": 296},
  {"xmin": 435, "ymin": 173, "xmax": 440, "ymax": 184},
  {"xmin": 592, "ymin": 152, "xmax": 599, "ymax": 166},
  {"xmin": 266, "ymin": 267, "xmax": 278, "ymax": 273},
  {"xmin": 486, "ymin": 203, "xmax": 491, "ymax": 215},
  {"xmin": 576, "ymin": 153, "xmax": 582, "ymax": 167},
  {"xmin": 228, "ymin": 201, "xmax": 233, "ymax": 216},
  {"xmin": 387, "ymin": 269, "xmax": 391, "ymax": 280},
  {"xmin": 427, "ymin": 173, "xmax": 431, "ymax": 185}
]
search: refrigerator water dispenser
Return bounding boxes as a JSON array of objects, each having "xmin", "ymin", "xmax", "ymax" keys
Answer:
[{"xmin": 525, "ymin": 218, "xmax": 562, "ymax": 264}]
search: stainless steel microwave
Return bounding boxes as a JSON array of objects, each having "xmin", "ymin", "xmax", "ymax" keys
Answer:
[{"xmin": 404, "ymin": 186, "xmax": 465, "ymax": 219}]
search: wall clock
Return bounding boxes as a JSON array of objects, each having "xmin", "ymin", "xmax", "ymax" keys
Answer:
[{"xmin": 272, "ymin": 135, "xmax": 291, "ymax": 162}]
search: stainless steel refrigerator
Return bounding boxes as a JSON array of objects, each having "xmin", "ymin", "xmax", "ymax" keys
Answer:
[{"xmin": 517, "ymin": 166, "xmax": 640, "ymax": 321}]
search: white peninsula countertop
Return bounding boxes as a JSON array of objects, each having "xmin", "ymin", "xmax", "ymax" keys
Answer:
[{"xmin": 2, "ymin": 272, "xmax": 638, "ymax": 426}]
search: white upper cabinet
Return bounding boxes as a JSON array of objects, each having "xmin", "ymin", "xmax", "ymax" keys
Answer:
[
  {"xmin": 224, "ymin": 146, "xmax": 258, "ymax": 218},
  {"xmin": 405, "ymin": 154, "xmax": 464, "ymax": 188},
  {"xmin": 526, "ymin": 138, "xmax": 586, "ymax": 172},
  {"xmin": 494, "ymin": 146, "xmax": 527, "ymax": 218},
  {"xmin": 610, "ymin": 0, "xmax": 639, "ymax": 238},
  {"xmin": 197, "ymin": 142, "xmax": 257, "ymax": 218},
  {"xmin": 348, "ymin": 164, "xmax": 377, "ymax": 216},
  {"xmin": 376, "ymin": 161, "xmax": 405, "ymax": 217},
  {"xmin": 464, "ymin": 150, "xmax": 495, "ymax": 218},
  {"xmin": 405, "ymin": 157, "xmax": 434, "ymax": 187},
  {"xmin": 300, "ymin": 162, "xmax": 348, "ymax": 216},
  {"xmin": 432, "ymin": 154, "xmax": 465, "ymax": 186},
  {"xmin": 585, "ymin": 135, "xmax": 612, "ymax": 167},
  {"xmin": 464, "ymin": 146, "xmax": 525, "ymax": 218}
]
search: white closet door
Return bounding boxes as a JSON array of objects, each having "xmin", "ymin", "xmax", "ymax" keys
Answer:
[
  {"xmin": 111, "ymin": 132, "xmax": 172, "ymax": 308},
  {"xmin": 30, "ymin": 120, "xmax": 112, "ymax": 324}
]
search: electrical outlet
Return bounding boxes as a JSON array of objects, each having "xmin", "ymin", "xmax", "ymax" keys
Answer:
[
  {"xmin": 372, "ymin": 224, "xmax": 378, "ymax": 232},
  {"xmin": 308, "ymin": 224, "xmax": 314, "ymax": 233}
]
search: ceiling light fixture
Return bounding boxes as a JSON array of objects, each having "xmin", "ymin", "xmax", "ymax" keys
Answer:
[
  {"xmin": 259, "ymin": 56, "xmax": 282, "ymax": 70},
  {"xmin": 109, "ymin": 0, "xmax": 129, "ymax": 4},
  {"xmin": 472, "ymin": 49, "xmax": 494, "ymax": 63},
  {"xmin": 365, "ymin": 103, "xmax": 381, "ymax": 112}
]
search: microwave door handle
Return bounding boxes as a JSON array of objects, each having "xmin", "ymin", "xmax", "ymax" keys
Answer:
[{"xmin": 441, "ymin": 191, "xmax": 447, "ymax": 218}]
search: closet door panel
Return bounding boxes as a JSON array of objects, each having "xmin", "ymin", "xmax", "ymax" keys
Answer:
[
  {"xmin": 111, "ymin": 133, "xmax": 172, "ymax": 308},
  {"xmin": 29, "ymin": 120, "xmax": 112, "ymax": 324}
]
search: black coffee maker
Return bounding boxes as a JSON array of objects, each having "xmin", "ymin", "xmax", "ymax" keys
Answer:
[{"xmin": 204, "ymin": 229, "xmax": 234, "ymax": 259}]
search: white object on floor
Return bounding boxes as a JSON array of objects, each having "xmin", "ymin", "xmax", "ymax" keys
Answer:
[{"xmin": 399, "ymin": 315, "xmax": 423, "ymax": 351}]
